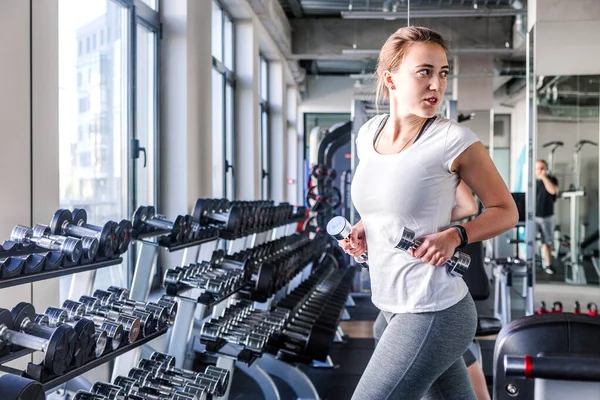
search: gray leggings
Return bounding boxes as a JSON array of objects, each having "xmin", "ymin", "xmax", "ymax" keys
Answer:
[
  {"xmin": 373, "ymin": 310, "xmax": 478, "ymax": 368},
  {"xmin": 352, "ymin": 294, "xmax": 478, "ymax": 400}
]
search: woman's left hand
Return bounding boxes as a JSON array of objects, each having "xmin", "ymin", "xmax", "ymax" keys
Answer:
[{"xmin": 410, "ymin": 228, "xmax": 462, "ymax": 267}]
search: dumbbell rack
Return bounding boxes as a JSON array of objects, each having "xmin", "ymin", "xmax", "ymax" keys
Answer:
[
  {"xmin": 166, "ymin": 222, "xmax": 326, "ymax": 400},
  {"xmin": 0, "ymin": 242, "xmax": 123, "ymax": 289},
  {"xmin": 108, "ymin": 209, "xmax": 316, "ymax": 400},
  {"xmin": 0, "ymin": 242, "xmax": 172, "ymax": 395}
]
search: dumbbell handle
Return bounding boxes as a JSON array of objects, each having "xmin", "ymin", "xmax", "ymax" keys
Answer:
[
  {"xmin": 0, "ymin": 324, "xmax": 50, "ymax": 353},
  {"xmin": 326, "ymin": 216, "xmax": 369, "ymax": 268},
  {"xmin": 395, "ymin": 227, "xmax": 470, "ymax": 277},
  {"xmin": 146, "ymin": 215, "xmax": 175, "ymax": 231}
]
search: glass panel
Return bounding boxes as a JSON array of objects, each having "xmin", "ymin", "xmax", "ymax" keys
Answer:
[
  {"xmin": 212, "ymin": 1, "xmax": 223, "ymax": 61},
  {"xmin": 260, "ymin": 57, "xmax": 268, "ymax": 102},
  {"xmin": 135, "ymin": 24, "xmax": 157, "ymax": 209},
  {"xmin": 212, "ymin": 68, "xmax": 224, "ymax": 197},
  {"xmin": 139, "ymin": 0, "xmax": 157, "ymax": 10},
  {"xmin": 224, "ymin": 15, "xmax": 234, "ymax": 71},
  {"xmin": 225, "ymin": 84, "xmax": 235, "ymax": 199},
  {"xmin": 261, "ymin": 109, "xmax": 269, "ymax": 199},
  {"xmin": 59, "ymin": 0, "xmax": 129, "ymax": 297}
]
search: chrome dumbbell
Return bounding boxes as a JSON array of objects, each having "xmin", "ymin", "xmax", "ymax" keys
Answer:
[
  {"xmin": 326, "ymin": 216, "xmax": 369, "ymax": 268},
  {"xmin": 11, "ymin": 224, "xmax": 83, "ymax": 263},
  {"xmin": 394, "ymin": 227, "xmax": 471, "ymax": 276}
]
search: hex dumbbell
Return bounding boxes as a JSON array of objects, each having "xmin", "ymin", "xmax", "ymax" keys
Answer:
[
  {"xmin": 50, "ymin": 209, "xmax": 117, "ymax": 259},
  {"xmin": 11, "ymin": 224, "xmax": 84, "ymax": 263},
  {"xmin": 0, "ymin": 308, "xmax": 74, "ymax": 375},
  {"xmin": 394, "ymin": 227, "xmax": 471, "ymax": 276}
]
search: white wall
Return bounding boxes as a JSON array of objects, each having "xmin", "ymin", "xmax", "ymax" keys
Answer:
[
  {"xmin": 299, "ymin": 76, "xmax": 355, "ymax": 114},
  {"xmin": 0, "ymin": 0, "xmax": 59, "ymax": 368}
]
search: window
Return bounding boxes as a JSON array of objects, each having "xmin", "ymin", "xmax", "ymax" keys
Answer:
[
  {"xmin": 212, "ymin": 1, "xmax": 235, "ymax": 199},
  {"xmin": 59, "ymin": 0, "xmax": 160, "ymax": 298},
  {"xmin": 259, "ymin": 55, "xmax": 270, "ymax": 200}
]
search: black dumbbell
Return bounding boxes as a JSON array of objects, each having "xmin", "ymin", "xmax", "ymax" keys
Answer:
[
  {"xmin": 72, "ymin": 392, "xmax": 108, "ymax": 400},
  {"xmin": 0, "ymin": 308, "xmax": 74, "ymax": 375},
  {"xmin": 394, "ymin": 227, "xmax": 471, "ymax": 276},
  {"xmin": 115, "ymin": 219, "xmax": 133, "ymax": 254},
  {"xmin": 50, "ymin": 209, "xmax": 117, "ymax": 259},
  {"xmin": 192, "ymin": 198, "xmax": 241, "ymax": 233},
  {"xmin": 11, "ymin": 224, "xmax": 84, "ymax": 263},
  {"xmin": 43, "ymin": 306, "xmax": 106, "ymax": 362},
  {"xmin": 61, "ymin": 300, "xmax": 124, "ymax": 351},
  {"xmin": 132, "ymin": 206, "xmax": 186, "ymax": 244},
  {"xmin": 91, "ymin": 382, "xmax": 126, "ymax": 400}
]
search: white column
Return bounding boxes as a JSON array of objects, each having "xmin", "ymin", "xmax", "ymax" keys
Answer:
[
  {"xmin": 268, "ymin": 61, "xmax": 285, "ymax": 202},
  {"xmin": 234, "ymin": 20, "xmax": 260, "ymax": 200}
]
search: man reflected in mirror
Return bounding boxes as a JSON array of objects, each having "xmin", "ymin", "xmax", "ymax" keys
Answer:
[{"xmin": 535, "ymin": 159, "xmax": 559, "ymax": 274}]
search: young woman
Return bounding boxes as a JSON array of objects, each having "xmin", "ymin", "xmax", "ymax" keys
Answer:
[
  {"xmin": 373, "ymin": 181, "xmax": 491, "ymax": 400},
  {"xmin": 338, "ymin": 26, "xmax": 518, "ymax": 399}
]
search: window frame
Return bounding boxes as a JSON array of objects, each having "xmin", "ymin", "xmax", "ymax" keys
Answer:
[
  {"xmin": 212, "ymin": 1, "xmax": 236, "ymax": 199},
  {"xmin": 259, "ymin": 55, "xmax": 270, "ymax": 200}
]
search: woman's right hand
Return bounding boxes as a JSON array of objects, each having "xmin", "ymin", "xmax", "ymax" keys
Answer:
[{"xmin": 337, "ymin": 221, "xmax": 367, "ymax": 257}]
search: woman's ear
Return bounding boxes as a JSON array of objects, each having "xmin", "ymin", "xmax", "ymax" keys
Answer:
[{"xmin": 382, "ymin": 70, "xmax": 396, "ymax": 90}]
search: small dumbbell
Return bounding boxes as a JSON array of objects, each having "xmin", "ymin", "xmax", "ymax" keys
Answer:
[
  {"xmin": 116, "ymin": 371, "xmax": 204, "ymax": 399},
  {"xmin": 41, "ymin": 306, "xmax": 103, "ymax": 364},
  {"xmin": 155, "ymin": 296, "xmax": 179, "ymax": 324},
  {"xmin": 588, "ymin": 302, "xmax": 598, "ymax": 316},
  {"xmin": 73, "ymin": 392, "xmax": 108, "ymax": 400},
  {"xmin": 201, "ymin": 321, "xmax": 267, "ymax": 353},
  {"xmin": 61, "ymin": 300, "xmax": 124, "ymax": 351},
  {"xmin": 327, "ymin": 216, "xmax": 369, "ymax": 268},
  {"xmin": 91, "ymin": 382, "xmax": 126, "ymax": 400},
  {"xmin": 575, "ymin": 301, "xmax": 581, "ymax": 314},
  {"xmin": 11, "ymin": 224, "xmax": 83, "ymax": 263},
  {"xmin": 50, "ymin": 209, "xmax": 117, "ymax": 259},
  {"xmin": 537, "ymin": 301, "xmax": 549, "ymax": 314},
  {"xmin": 115, "ymin": 219, "xmax": 133, "ymax": 254},
  {"xmin": 149, "ymin": 352, "xmax": 229, "ymax": 396},
  {"xmin": 133, "ymin": 363, "xmax": 217, "ymax": 396},
  {"xmin": 102, "ymin": 288, "xmax": 169, "ymax": 330},
  {"xmin": 91, "ymin": 291, "xmax": 155, "ymax": 336},
  {"xmin": 79, "ymin": 297, "xmax": 140, "ymax": 343},
  {"xmin": 394, "ymin": 227, "xmax": 471, "ymax": 276},
  {"xmin": 132, "ymin": 206, "xmax": 186, "ymax": 244},
  {"xmin": 192, "ymin": 198, "xmax": 240, "ymax": 233},
  {"xmin": 0, "ymin": 308, "xmax": 74, "ymax": 375}
]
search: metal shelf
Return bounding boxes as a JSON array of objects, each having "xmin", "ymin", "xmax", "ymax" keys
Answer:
[
  {"xmin": 0, "ymin": 328, "xmax": 167, "ymax": 392},
  {"xmin": 0, "ymin": 258, "xmax": 123, "ymax": 290},
  {"xmin": 138, "ymin": 235, "xmax": 219, "ymax": 253}
]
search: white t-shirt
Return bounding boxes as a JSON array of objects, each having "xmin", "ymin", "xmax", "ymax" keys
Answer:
[{"xmin": 351, "ymin": 114, "xmax": 480, "ymax": 313}]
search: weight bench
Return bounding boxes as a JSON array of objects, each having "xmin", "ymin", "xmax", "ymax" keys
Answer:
[{"xmin": 493, "ymin": 313, "xmax": 600, "ymax": 400}]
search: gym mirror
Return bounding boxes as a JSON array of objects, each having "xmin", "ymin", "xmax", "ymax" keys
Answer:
[{"xmin": 535, "ymin": 74, "xmax": 600, "ymax": 286}]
